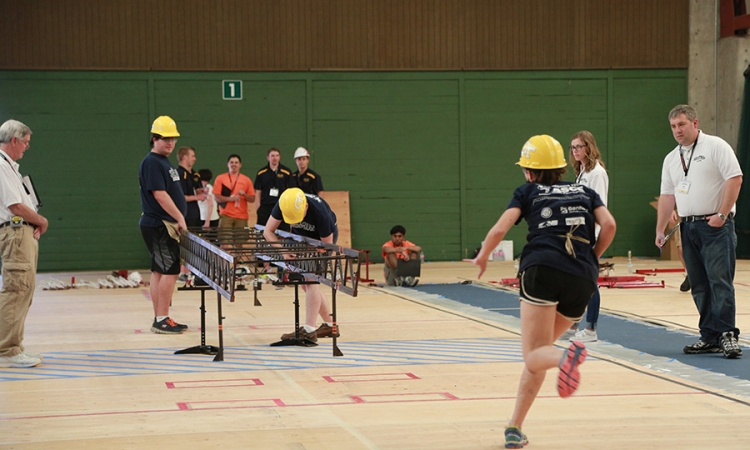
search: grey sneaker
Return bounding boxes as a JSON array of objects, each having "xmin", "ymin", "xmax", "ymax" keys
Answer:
[
  {"xmin": 151, "ymin": 317, "xmax": 187, "ymax": 334},
  {"xmin": 0, "ymin": 353, "xmax": 42, "ymax": 368},
  {"xmin": 683, "ymin": 338, "xmax": 721, "ymax": 354},
  {"xmin": 504, "ymin": 426, "xmax": 528, "ymax": 449},
  {"xmin": 403, "ymin": 276, "xmax": 419, "ymax": 287},
  {"xmin": 719, "ymin": 331, "xmax": 742, "ymax": 359}
]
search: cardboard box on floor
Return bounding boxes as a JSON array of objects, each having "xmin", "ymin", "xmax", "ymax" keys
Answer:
[{"xmin": 650, "ymin": 196, "xmax": 680, "ymax": 261}]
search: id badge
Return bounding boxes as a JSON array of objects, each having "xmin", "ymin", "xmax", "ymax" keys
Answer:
[
  {"xmin": 677, "ymin": 180, "xmax": 691, "ymax": 194},
  {"xmin": 269, "ymin": 188, "xmax": 279, "ymax": 197}
]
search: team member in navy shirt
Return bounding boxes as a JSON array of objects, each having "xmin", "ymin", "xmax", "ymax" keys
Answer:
[
  {"xmin": 139, "ymin": 116, "xmax": 189, "ymax": 335},
  {"xmin": 467, "ymin": 135, "xmax": 616, "ymax": 449},
  {"xmin": 263, "ymin": 188, "xmax": 339, "ymax": 343}
]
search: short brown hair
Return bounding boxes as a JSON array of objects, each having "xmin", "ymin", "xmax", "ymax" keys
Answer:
[
  {"xmin": 177, "ymin": 146, "xmax": 195, "ymax": 160},
  {"xmin": 526, "ymin": 167, "xmax": 566, "ymax": 186}
]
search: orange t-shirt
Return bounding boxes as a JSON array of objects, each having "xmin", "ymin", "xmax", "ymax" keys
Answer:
[
  {"xmin": 382, "ymin": 240, "xmax": 416, "ymax": 259},
  {"xmin": 213, "ymin": 172, "xmax": 255, "ymax": 219}
]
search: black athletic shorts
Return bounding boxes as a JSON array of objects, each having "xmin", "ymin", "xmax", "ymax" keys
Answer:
[
  {"xmin": 140, "ymin": 224, "xmax": 181, "ymax": 275},
  {"xmin": 519, "ymin": 265, "xmax": 596, "ymax": 321}
]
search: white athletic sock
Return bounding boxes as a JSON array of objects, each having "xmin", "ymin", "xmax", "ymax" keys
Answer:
[
  {"xmin": 156, "ymin": 315, "xmax": 168, "ymax": 322},
  {"xmin": 303, "ymin": 325, "xmax": 316, "ymax": 333}
]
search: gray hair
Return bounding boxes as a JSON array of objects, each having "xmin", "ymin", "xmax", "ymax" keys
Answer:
[
  {"xmin": 0, "ymin": 119, "xmax": 32, "ymax": 144},
  {"xmin": 668, "ymin": 104, "xmax": 697, "ymax": 122}
]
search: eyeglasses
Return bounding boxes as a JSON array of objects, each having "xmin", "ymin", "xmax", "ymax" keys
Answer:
[{"xmin": 569, "ymin": 144, "xmax": 588, "ymax": 151}]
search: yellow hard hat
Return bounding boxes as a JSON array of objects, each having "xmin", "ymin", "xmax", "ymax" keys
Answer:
[
  {"xmin": 150, "ymin": 116, "xmax": 180, "ymax": 137},
  {"xmin": 517, "ymin": 135, "xmax": 566, "ymax": 169},
  {"xmin": 279, "ymin": 188, "xmax": 307, "ymax": 224}
]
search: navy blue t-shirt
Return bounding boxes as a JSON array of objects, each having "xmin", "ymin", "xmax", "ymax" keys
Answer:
[
  {"xmin": 177, "ymin": 166, "xmax": 202, "ymax": 220},
  {"xmin": 270, "ymin": 193, "xmax": 337, "ymax": 239},
  {"xmin": 139, "ymin": 152, "xmax": 187, "ymax": 227},
  {"xmin": 509, "ymin": 181, "xmax": 604, "ymax": 283}
]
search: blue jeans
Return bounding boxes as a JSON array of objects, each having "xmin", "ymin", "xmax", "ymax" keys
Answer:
[
  {"xmin": 584, "ymin": 287, "xmax": 601, "ymax": 330},
  {"xmin": 681, "ymin": 219, "xmax": 739, "ymax": 344}
]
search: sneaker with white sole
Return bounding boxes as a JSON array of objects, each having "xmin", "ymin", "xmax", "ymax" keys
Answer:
[
  {"xmin": 504, "ymin": 426, "xmax": 528, "ymax": 448},
  {"xmin": 683, "ymin": 338, "xmax": 721, "ymax": 354},
  {"xmin": 720, "ymin": 331, "xmax": 742, "ymax": 359},
  {"xmin": 572, "ymin": 328, "xmax": 598, "ymax": 342},
  {"xmin": 23, "ymin": 350, "xmax": 42, "ymax": 360},
  {"xmin": 0, "ymin": 352, "xmax": 42, "ymax": 368},
  {"xmin": 559, "ymin": 328, "xmax": 577, "ymax": 341},
  {"xmin": 151, "ymin": 317, "xmax": 187, "ymax": 334}
]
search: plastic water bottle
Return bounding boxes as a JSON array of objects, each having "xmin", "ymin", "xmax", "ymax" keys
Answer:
[{"xmin": 627, "ymin": 250, "xmax": 633, "ymax": 274}]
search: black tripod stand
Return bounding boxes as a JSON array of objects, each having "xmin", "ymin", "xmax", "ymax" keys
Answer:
[{"xmin": 270, "ymin": 272, "xmax": 319, "ymax": 347}]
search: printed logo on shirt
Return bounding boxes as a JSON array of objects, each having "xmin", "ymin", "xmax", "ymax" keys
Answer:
[
  {"xmin": 565, "ymin": 217, "xmax": 586, "ymax": 226},
  {"xmin": 169, "ymin": 168, "xmax": 180, "ymax": 181},
  {"xmin": 537, "ymin": 220, "xmax": 559, "ymax": 229},
  {"xmin": 292, "ymin": 221, "xmax": 315, "ymax": 232},
  {"xmin": 560, "ymin": 206, "xmax": 587, "ymax": 214},
  {"xmin": 694, "ymin": 155, "xmax": 706, "ymax": 163},
  {"xmin": 541, "ymin": 207, "xmax": 553, "ymax": 219},
  {"xmin": 536, "ymin": 184, "xmax": 586, "ymax": 195}
]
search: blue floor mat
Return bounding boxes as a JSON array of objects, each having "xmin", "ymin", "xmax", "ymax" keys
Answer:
[{"xmin": 414, "ymin": 283, "xmax": 750, "ymax": 382}]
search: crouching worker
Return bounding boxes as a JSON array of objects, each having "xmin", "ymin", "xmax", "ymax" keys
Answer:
[
  {"xmin": 382, "ymin": 225, "xmax": 422, "ymax": 287},
  {"xmin": 263, "ymin": 188, "xmax": 339, "ymax": 343},
  {"xmin": 466, "ymin": 135, "xmax": 615, "ymax": 449}
]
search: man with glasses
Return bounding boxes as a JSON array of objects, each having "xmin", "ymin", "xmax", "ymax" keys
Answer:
[
  {"xmin": 0, "ymin": 119, "xmax": 48, "ymax": 368},
  {"xmin": 138, "ymin": 116, "xmax": 189, "ymax": 335}
]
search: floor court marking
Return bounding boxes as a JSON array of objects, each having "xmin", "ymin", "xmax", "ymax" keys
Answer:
[
  {"xmin": 0, "ymin": 338, "xmax": 526, "ymax": 382},
  {"xmin": 1, "ymin": 388, "xmax": 704, "ymax": 422}
]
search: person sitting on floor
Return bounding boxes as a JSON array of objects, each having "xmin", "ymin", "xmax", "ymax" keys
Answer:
[{"xmin": 382, "ymin": 225, "xmax": 422, "ymax": 287}]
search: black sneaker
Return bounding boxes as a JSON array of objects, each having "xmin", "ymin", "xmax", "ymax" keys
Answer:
[
  {"xmin": 719, "ymin": 331, "xmax": 742, "ymax": 359},
  {"xmin": 151, "ymin": 317, "xmax": 187, "ymax": 334},
  {"xmin": 153, "ymin": 317, "xmax": 187, "ymax": 331},
  {"xmin": 683, "ymin": 338, "xmax": 721, "ymax": 354},
  {"xmin": 679, "ymin": 276, "xmax": 691, "ymax": 292}
]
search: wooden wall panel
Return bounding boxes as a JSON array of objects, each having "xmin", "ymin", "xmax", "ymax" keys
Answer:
[{"xmin": 0, "ymin": 0, "xmax": 688, "ymax": 71}]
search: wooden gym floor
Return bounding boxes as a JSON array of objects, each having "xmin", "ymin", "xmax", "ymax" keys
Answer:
[{"xmin": 1, "ymin": 257, "xmax": 749, "ymax": 449}]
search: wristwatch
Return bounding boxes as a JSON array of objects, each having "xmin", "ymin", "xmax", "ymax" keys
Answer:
[{"xmin": 718, "ymin": 212, "xmax": 727, "ymax": 221}]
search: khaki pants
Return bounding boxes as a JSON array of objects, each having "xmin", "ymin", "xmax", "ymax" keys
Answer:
[{"xmin": 0, "ymin": 225, "xmax": 38, "ymax": 357}]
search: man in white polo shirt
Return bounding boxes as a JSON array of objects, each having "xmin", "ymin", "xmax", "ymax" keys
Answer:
[
  {"xmin": 0, "ymin": 119, "xmax": 49, "ymax": 368},
  {"xmin": 656, "ymin": 104, "xmax": 743, "ymax": 359}
]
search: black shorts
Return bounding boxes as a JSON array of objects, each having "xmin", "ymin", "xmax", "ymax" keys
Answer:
[
  {"xmin": 140, "ymin": 224, "xmax": 181, "ymax": 275},
  {"xmin": 519, "ymin": 265, "xmax": 596, "ymax": 321}
]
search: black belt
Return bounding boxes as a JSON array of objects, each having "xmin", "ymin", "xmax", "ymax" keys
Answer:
[
  {"xmin": 0, "ymin": 220, "xmax": 30, "ymax": 229},
  {"xmin": 682, "ymin": 213, "xmax": 734, "ymax": 223}
]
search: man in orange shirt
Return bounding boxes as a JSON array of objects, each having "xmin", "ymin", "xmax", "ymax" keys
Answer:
[
  {"xmin": 382, "ymin": 225, "xmax": 422, "ymax": 287},
  {"xmin": 213, "ymin": 154, "xmax": 255, "ymax": 229}
]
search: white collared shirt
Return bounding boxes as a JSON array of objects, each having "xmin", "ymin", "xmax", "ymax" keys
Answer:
[{"xmin": 0, "ymin": 149, "xmax": 36, "ymax": 223}]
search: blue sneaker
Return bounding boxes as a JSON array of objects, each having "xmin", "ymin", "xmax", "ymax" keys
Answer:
[{"xmin": 504, "ymin": 426, "xmax": 528, "ymax": 448}]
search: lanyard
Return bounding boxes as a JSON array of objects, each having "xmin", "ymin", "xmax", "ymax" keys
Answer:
[
  {"xmin": 679, "ymin": 131, "xmax": 699, "ymax": 177},
  {"xmin": 0, "ymin": 153, "xmax": 31, "ymax": 196}
]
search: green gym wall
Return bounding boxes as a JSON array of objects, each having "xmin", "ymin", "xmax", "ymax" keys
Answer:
[{"xmin": 0, "ymin": 69, "xmax": 685, "ymax": 271}]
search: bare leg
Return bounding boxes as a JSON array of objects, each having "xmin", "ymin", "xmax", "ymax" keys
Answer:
[
  {"xmin": 150, "ymin": 272, "xmax": 178, "ymax": 317},
  {"xmin": 302, "ymin": 284, "xmax": 330, "ymax": 327},
  {"xmin": 508, "ymin": 301, "xmax": 572, "ymax": 430}
]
